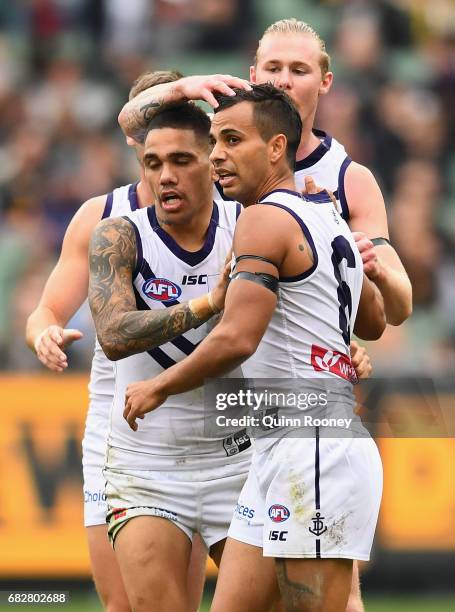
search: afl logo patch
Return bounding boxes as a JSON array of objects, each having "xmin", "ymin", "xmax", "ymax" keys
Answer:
[
  {"xmin": 143, "ymin": 278, "xmax": 181, "ymax": 301},
  {"xmin": 268, "ymin": 504, "xmax": 290, "ymax": 523}
]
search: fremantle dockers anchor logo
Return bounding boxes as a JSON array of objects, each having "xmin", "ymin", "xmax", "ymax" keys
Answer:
[{"xmin": 309, "ymin": 512, "xmax": 327, "ymax": 536}]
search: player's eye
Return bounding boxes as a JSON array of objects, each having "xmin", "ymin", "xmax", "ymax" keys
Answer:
[
  {"xmin": 227, "ymin": 136, "xmax": 240, "ymax": 145},
  {"xmin": 146, "ymin": 161, "xmax": 160, "ymax": 170},
  {"xmin": 265, "ymin": 66, "xmax": 280, "ymax": 73}
]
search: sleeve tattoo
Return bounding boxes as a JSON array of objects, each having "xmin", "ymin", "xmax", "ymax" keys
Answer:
[{"xmin": 88, "ymin": 218, "xmax": 210, "ymax": 360}]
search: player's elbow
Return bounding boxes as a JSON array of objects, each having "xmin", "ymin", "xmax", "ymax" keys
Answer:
[
  {"xmin": 220, "ymin": 329, "xmax": 258, "ymax": 362},
  {"xmin": 97, "ymin": 335, "xmax": 123, "ymax": 361},
  {"xmin": 355, "ymin": 312, "xmax": 386, "ymax": 341},
  {"xmin": 387, "ymin": 294, "xmax": 413, "ymax": 326}
]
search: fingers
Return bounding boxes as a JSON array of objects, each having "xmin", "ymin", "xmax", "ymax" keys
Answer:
[
  {"xmin": 62, "ymin": 329, "xmax": 84, "ymax": 347},
  {"xmin": 350, "ymin": 342, "xmax": 373, "ymax": 379},
  {"xmin": 35, "ymin": 326, "xmax": 68, "ymax": 372},
  {"xmin": 303, "ymin": 175, "xmax": 318, "ymax": 194},
  {"xmin": 123, "ymin": 396, "xmax": 138, "ymax": 431},
  {"xmin": 190, "ymin": 75, "xmax": 252, "ymax": 107}
]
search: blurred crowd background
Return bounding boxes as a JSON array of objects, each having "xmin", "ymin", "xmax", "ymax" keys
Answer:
[{"xmin": 1, "ymin": 0, "xmax": 454, "ymax": 375}]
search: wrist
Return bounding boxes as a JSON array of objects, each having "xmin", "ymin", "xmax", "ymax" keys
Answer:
[
  {"xmin": 188, "ymin": 292, "xmax": 218, "ymax": 321},
  {"xmin": 33, "ymin": 329, "xmax": 47, "ymax": 354}
]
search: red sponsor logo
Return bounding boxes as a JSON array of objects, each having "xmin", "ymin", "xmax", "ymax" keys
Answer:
[
  {"xmin": 112, "ymin": 508, "xmax": 127, "ymax": 521},
  {"xmin": 311, "ymin": 344, "xmax": 357, "ymax": 383}
]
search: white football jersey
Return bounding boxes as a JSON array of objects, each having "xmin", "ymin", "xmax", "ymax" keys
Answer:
[
  {"xmin": 214, "ymin": 130, "xmax": 352, "ymax": 222},
  {"xmin": 88, "ymin": 182, "xmax": 141, "ymax": 411},
  {"xmin": 106, "ymin": 200, "xmax": 249, "ymax": 470},
  {"xmin": 241, "ymin": 189, "xmax": 363, "ymax": 381}
]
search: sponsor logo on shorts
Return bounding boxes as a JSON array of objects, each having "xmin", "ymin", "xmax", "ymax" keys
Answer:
[
  {"xmin": 269, "ymin": 530, "xmax": 288, "ymax": 541},
  {"xmin": 311, "ymin": 344, "xmax": 357, "ymax": 383},
  {"xmin": 309, "ymin": 512, "xmax": 327, "ymax": 536},
  {"xmin": 268, "ymin": 504, "xmax": 290, "ymax": 523},
  {"xmin": 148, "ymin": 506, "xmax": 178, "ymax": 522},
  {"xmin": 112, "ymin": 508, "xmax": 127, "ymax": 521},
  {"xmin": 84, "ymin": 489, "xmax": 107, "ymax": 504},
  {"xmin": 235, "ymin": 503, "xmax": 255, "ymax": 520},
  {"xmin": 222, "ymin": 428, "xmax": 251, "ymax": 457},
  {"xmin": 142, "ymin": 278, "xmax": 181, "ymax": 301}
]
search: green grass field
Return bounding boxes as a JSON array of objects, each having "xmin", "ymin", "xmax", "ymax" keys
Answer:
[{"xmin": 3, "ymin": 593, "xmax": 455, "ymax": 611}]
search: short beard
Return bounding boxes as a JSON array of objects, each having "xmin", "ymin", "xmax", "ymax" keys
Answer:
[{"xmin": 156, "ymin": 210, "xmax": 193, "ymax": 227}]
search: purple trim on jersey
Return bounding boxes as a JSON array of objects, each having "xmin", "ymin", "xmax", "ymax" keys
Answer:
[
  {"xmin": 302, "ymin": 192, "xmax": 334, "ymax": 205},
  {"xmin": 147, "ymin": 202, "xmax": 220, "ymax": 266},
  {"xmin": 214, "ymin": 180, "xmax": 234, "ymax": 201},
  {"xmin": 133, "ymin": 287, "xmax": 178, "ymax": 369},
  {"xmin": 337, "ymin": 156, "xmax": 352, "ymax": 222},
  {"xmin": 128, "ymin": 182, "xmax": 140, "ymax": 211},
  {"xmin": 101, "ymin": 192, "xmax": 113, "ymax": 219},
  {"xmin": 134, "ymin": 265, "xmax": 201, "ymax": 358},
  {"xmin": 294, "ymin": 129, "xmax": 332, "ymax": 171},
  {"xmin": 259, "ymin": 188, "xmax": 302, "ymax": 201},
  {"xmin": 260, "ymin": 201, "xmax": 319, "ymax": 282},
  {"xmin": 122, "ymin": 216, "xmax": 143, "ymax": 280},
  {"xmin": 236, "ymin": 202, "xmax": 242, "ymax": 220}
]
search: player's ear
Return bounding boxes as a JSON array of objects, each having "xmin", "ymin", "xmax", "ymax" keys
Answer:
[
  {"xmin": 126, "ymin": 135, "xmax": 136, "ymax": 147},
  {"xmin": 269, "ymin": 134, "xmax": 287, "ymax": 164},
  {"xmin": 319, "ymin": 71, "xmax": 333, "ymax": 96},
  {"xmin": 250, "ymin": 65, "xmax": 257, "ymax": 83}
]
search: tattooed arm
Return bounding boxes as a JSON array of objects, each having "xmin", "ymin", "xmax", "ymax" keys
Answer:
[
  {"xmin": 88, "ymin": 217, "xmax": 225, "ymax": 361},
  {"xmin": 118, "ymin": 74, "xmax": 252, "ymax": 141}
]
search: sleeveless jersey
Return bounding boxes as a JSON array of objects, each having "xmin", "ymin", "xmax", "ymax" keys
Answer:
[
  {"xmin": 106, "ymin": 200, "xmax": 248, "ymax": 471},
  {"xmin": 241, "ymin": 189, "xmax": 363, "ymax": 382},
  {"xmin": 214, "ymin": 130, "xmax": 352, "ymax": 222},
  {"xmin": 87, "ymin": 182, "xmax": 140, "ymax": 411}
]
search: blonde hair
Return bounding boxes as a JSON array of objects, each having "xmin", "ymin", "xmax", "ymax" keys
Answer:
[
  {"xmin": 255, "ymin": 18, "xmax": 330, "ymax": 77},
  {"xmin": 128, "ymin": 70, "xmax": 183, "ymax": 100}
]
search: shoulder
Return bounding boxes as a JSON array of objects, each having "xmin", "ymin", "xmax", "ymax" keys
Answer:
[
  {"xmin": 344, "ymin": 162, "xmax": 388, "ymax": 235},
  {"xmin": 60, "ymin": 194, "xmax": 108, "ymax": 255}
]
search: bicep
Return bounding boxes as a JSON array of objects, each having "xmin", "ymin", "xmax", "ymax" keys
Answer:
[
  {"xmin": 36, "ymin": 198, "xmax": 106, "ymax": 324},
  {"xmin": 221, "ymin": 277, "xmax": 277, "ymax": 347},
  {"xmin": 345, "ymin": 162, "xmax": 389, "ymax": 238},
  {"xmin": 88, "ymin": 217, "xmax": 137, "ymax": 319}
]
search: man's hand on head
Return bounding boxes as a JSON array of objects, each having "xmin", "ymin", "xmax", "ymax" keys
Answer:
[{"xmin": 175, "ymin": 75, "xmax": 252, "ymax": 108}]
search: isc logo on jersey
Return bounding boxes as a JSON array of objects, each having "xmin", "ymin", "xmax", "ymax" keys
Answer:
[
  {"xmin": 268, "ymin": 504, "xmax": 290, "ymax": 523},
  {"xmin": 143, "ymin": 278, "xmax": 182, "ymax": 301}
]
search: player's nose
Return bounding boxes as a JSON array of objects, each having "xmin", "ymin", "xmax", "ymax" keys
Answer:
[
  {"xmin": 160, "ymin": 163, "xmax": 177, "ymax": 184},
  {"xmin": 209, "ymin": 141, "xmax": 226, "ymax": 164},
  {"xmin": 274, "ymin": 69, "xmax": 292, "ymax": 90}
]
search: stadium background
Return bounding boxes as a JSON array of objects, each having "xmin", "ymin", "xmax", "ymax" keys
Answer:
[{"xmin": 0, "ymin": 0, "xmax": 454, "ymax": 610}]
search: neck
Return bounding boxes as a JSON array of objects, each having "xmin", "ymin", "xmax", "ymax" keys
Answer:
[
  {"xmin": 295, "ymin": 118, "xmax": 321, "ymax": 162},
  {"xmin": 246, "ymin": 168, "xmax": 296, "ymax": 207},
  {"xmin": 157, "ymin": 200, "xmax": 214, "ymax": 251}
]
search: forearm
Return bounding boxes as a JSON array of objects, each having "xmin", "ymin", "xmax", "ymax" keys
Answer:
[
  {"xmin": 118, "ymin": 82, "xmax": 184, "ymax": 140},
  {"xmin": 95, "ymin": 294, "xmax": 217, "ymax": 361},
  {"xmin": 154, "ymin": 325, "xmax": 252, "ymax": 397},
  {"xmin": 373, "ymin": 261, "xmax": 412, "ymax": 326},
  {"xmin": 26, "ymin": 307, "xmax": 63, "ymax": 351}
]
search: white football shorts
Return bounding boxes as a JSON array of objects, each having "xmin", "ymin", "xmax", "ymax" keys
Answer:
[
  {"xmin": 105, "ymin": 456, "xmax": 251, "ymax": 549},
  {"xmin": 82, "ymin": 405, "xmax": 110, "ymax": 527},
  {"xmin": 228, "ymin": 431, "xmax": 382, "ymax": 560}
]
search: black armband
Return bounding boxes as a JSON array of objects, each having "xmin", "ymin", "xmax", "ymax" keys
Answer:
[
  {"xmin": 371, "ymin": 237, "xmax": 391, "ymax": 247},
  {"xmin": 230, "ymin": 271, "xmax": 279, "ymax": 294}
]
